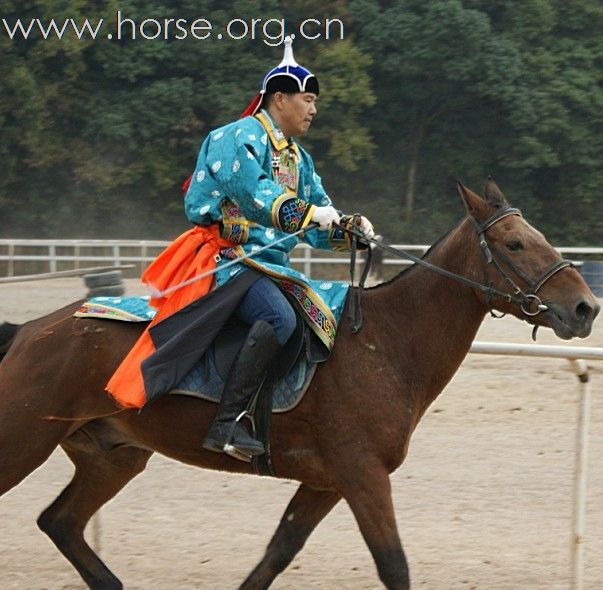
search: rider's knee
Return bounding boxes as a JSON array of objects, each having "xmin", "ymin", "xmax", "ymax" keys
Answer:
[{"xmin": 271, "ymin": 302, "xmax": 296, "ymax": 345}]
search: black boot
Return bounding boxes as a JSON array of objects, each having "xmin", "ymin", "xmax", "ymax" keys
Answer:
[{"xmin": 202, "ymin": 320, "xmax": 281, "ymax": 459}]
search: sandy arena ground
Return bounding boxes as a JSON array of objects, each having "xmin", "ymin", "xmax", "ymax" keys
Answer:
[{"xmin": 0, "ymin": 278, "xmax": 601, "ymax": 589}]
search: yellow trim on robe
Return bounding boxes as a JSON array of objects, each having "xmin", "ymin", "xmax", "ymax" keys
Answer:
[
  {"xmin": 270, "ymin": 193, "xmax": 291, "ymax": 230},
  {"xmin": 255, "ymin": 111, "xmax": 289, "ymax": 151},
  {"xmin": 302, "ymin": 205, "xmax": 317, "ymax": 229}
]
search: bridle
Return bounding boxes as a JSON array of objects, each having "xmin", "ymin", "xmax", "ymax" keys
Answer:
[
  {"xmin": 344, "ymin": 207, "xmax": 573, "ymax": 331},
  {"xmin": 469, "ymin": 207, "xmax": 573, "ymax": 316}
]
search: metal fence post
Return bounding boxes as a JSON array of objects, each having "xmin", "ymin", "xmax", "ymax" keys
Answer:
[
  {"xmin": 7, "ymin": 241, "xmax": 15, "ymax": 277},
  {"xmin": 112, "ymin": 244, "xmax": 120, "ymax": 267},
  {"xmin": 74, "ymin": 243, "xmax": 80, "ymax": 270},
  {"xmin": 141, "ymin": 242, "xmax": 148, "ymax": 275},
  {"xmin": 48, "ymin": 244, "xmax": 57, "ymax": 273},
  {"xmin": 304, "ymin": 246, "xmax": 312, "ymax": 276},
  {"xmin": 569, "ymin": 359, "xmax": 591, "ymax": 590}
]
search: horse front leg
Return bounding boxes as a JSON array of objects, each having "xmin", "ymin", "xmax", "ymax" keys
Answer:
[
  {"xmin": 340, "ymin": 466, "xmax": 410, "ymax": 590},
  {"xmin": 239, "ymin": 483, "xmax": 341, "ymax": 590}
]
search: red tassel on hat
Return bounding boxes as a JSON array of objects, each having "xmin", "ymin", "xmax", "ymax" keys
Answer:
[
  {"xmin": 181, "ymin": 175, "xmax": 192, "ymax": 194},
  {"xmin": 239, "ymin": 93, "xmax": 262, "ymax": 118}
]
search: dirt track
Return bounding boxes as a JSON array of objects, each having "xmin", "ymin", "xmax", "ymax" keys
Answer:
[{"xmin": 0, "ymin": 278, "xmax": 601, "ymax": 589}]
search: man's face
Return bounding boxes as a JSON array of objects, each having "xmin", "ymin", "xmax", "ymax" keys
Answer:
[{"xmin": 278, "ymin": 92, "xmax": 318, "ymax": 137}]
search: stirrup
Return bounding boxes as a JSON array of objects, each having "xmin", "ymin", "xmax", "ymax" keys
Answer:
[
  {"xmin": 223, "ymin": 444, "xmax": 253, "ymax": 462},
  {"xmin": 223, "ymin": 411, "xmax": 257, "ymax": 463}
]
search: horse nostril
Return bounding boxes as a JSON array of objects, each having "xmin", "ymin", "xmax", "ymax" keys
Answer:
[{"xmin": 575, "ymin": 300, "xmax": 598, "ymax": 321}]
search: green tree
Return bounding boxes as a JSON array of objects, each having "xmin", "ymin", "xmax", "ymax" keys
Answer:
[
  {"xmin": 343, "ymin": 0, "xmax": 602, "ymax": 244},
  {"xmin": 477, "ymin": 0, "xmax": 603, "ymax": 243},
  {"xmin": 349, "ymin": 0, "xmax": 527, "ymax": 225}
]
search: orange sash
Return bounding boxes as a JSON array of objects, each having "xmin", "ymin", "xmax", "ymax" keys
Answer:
[{"xmin": 106, "ymin": 225, "xmax": 235, "ymax": 408}]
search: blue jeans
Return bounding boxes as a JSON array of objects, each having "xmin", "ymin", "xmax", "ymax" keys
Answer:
[{"xmin": 236, "ymin": 276, "xmax": 296, "ymax": 345}]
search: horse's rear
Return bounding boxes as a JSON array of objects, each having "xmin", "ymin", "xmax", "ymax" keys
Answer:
[{"xmin": 0, "ymin": 303, "xmax": 133, "ymax": 496}]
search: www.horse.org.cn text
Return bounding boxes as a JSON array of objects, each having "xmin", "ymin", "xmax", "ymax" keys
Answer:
[{"xmin": 1, "ymin": 14, "xmax": 345, "ymax": 46}]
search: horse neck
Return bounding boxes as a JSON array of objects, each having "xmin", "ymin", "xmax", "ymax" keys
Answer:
[{"xmin": 368, "ymin": 219, "xmax": 489, "ymax": 416}]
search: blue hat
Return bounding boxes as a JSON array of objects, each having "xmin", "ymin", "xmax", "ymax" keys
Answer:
[{"xmin": 260, "ymin": 36, "xmax": 319, "ymax": 96}]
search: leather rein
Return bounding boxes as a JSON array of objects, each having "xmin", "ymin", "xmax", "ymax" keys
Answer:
[{"xmin": 344, "ymin": 207, "xmax": 573, "ymax": 331}]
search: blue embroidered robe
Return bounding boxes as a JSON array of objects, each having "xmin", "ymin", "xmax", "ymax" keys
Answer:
[{"xmin": 184, "ymin": 109, "xmax": 355, "ymax": 349}]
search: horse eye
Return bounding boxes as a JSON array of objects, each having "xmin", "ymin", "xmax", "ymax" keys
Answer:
[{"xmin": 506, "ymin": 240, "xmax": 524, "ymax": 252}]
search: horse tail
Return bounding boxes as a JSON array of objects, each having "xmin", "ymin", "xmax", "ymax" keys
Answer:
[{"xmin": 0, "ymin": 322, "xmax": 20, "ymax": 362}]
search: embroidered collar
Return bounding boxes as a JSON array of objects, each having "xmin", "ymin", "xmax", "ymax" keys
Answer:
[{"xmin": 255, "ymin": 109, "xmax": 299, "ymax": 156}]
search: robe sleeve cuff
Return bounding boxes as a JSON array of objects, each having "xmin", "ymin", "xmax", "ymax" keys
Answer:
[{"xmin": 271, "ymin": 195, "xmax": 315, "ymax": 233}]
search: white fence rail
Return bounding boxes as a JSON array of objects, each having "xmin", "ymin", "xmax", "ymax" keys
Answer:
[
  {"xmin": 0, "ymin": 239, "xmax": 168, "ymax": 276},
  {"xmin": 1, "ymin": 239, "xmax": 602, "ymax": 278}
]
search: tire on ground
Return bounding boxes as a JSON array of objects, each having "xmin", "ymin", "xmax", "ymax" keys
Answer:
[{"xmin": 83, "ymin": 271, "xmax": 124, "ymax": 289}]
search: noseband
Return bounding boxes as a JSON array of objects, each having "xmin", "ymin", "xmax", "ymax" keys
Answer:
[{"xmin": 470, "ymin": 208, "xmax": 573, "ymax": 316}]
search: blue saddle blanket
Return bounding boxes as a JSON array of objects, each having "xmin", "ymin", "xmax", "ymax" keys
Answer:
[
  {"xmin": 75, "ymin": 296, "xmax": 317, "ymax": 412},
  {"xmin": 170, "ymin": 345, "xmax": 316, "ymax": 413},
  {"xmin": 75, "ymin": 296, "xmax": 157, "ymax": 322}
]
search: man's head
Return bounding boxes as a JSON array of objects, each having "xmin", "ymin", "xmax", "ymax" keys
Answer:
[
  {"xmin": 240, "ymin": 36, "xmax": 319, "ymax": 137},
  {"xmin": 264, "ymin": 91, "xmax": 318, "ymax": 138}
]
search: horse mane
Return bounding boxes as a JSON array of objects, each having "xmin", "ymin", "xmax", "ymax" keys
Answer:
[{"xmin": 366, "ymin": 216, "xmax": 468, "ymax": 291}]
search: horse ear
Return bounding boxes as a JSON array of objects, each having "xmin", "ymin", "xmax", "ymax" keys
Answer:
[
  {"xmin": 483, "ymin": 176, "xmax": 508, "ymax": 209},
  {"xmin": 456, "ymin": 179, "xmax": 490, "ymax": 220}
]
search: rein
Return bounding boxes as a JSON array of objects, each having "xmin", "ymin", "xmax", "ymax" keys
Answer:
[
  {"xmin": 340, "ymin": 207, "xmax": 573, "ymax": 321},
  {"xmin": 348, "ymin": 214, "xmax": 373, "ymax": 333}
]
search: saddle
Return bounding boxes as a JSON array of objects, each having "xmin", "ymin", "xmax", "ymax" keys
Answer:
[{"xmin": 171, "ymin": 304, "xmax": 328, "ymax": 475}]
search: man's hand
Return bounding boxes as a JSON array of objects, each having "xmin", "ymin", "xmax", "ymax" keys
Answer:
[{"xmin": 311, "ymin": 206, "xmax": 341, "ymax": 230}]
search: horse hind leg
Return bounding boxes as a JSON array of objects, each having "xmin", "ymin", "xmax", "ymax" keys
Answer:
[
  {"xmin": 37, "ymin": 426, "xmax": 152, "ymax": 590},
  {"xmin": 239, "ymin": 483, "xmax": 341, "ymax": 590},
  {"xmin": 0, "ymin": 405, "xmax": 73, "ymax": 497}
]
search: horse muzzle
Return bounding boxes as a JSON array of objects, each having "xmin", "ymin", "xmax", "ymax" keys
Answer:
[{"xmin": 542, "ymin": 296, "xmax": 600, "ymax": 340}]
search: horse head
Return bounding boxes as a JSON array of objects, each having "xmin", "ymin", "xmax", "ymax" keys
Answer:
[{"xmin": 457, "ymin": 178, "xmax": 599, "ymax": 339}]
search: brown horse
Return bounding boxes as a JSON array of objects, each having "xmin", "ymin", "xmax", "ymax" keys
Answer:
[{"xmin": 0, "ymin": 180, "xmax": 598, "ymax": 590}]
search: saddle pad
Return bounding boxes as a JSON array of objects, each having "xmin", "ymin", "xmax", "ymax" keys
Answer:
[
  {"xmin": 75, "ymin": 296, "xmax": 157, "ymax": 322},
  {"xmin": 170, "ymin": 346, "xmax": 317, "ymax": 413},
  {"xmin": 75, "ymin": 295, "xmax": 318, "ymax": 412}
]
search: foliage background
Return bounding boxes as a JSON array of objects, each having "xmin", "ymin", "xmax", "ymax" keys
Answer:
[{"xmin": 1, "ymin": 0, "xmax": 602, "ymax": 245}]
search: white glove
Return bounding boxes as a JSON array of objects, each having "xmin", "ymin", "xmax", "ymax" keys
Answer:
[
  {"xmin": 311, "ymin": 206, "xmax": 341, "ymax": 230},
  {"xmin": 358, "ymin": 216, "xmax": 375, "ymax": 241}
]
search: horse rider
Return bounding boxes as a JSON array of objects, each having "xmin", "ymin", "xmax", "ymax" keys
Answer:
[{"xmin": 107, "ymin": 36, "xmax": 375, "ymax": 461}]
